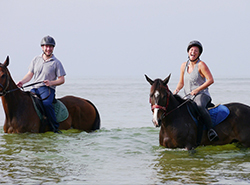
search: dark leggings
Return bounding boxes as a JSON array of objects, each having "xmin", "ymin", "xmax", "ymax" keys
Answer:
[{"xmin": 193, "ymin": 93, "xmax": 213, "ymax": 129}]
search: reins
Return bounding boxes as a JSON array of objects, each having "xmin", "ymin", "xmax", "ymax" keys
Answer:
[
  {"xmin": 21, "ymin": 81, "xmax": 51, "ymax": 101},
  {"xmin": 0, "ymin": 64, "xmax": 44, "ymax": 96},
  {"xmin": 0, "ymin": 81, "xmax": 44, "ymax": 96},
  {"xmin": 0, "ymin": 79, "xmax": 50, "ymax": 101},
  {"xmin": 161, "ymin": 97, "xmax": 191, "ymax": 119},
  {"xmin": 22, "ymin": 81, "xmax": 44, "ymax": 89},
  {"xmin": 0, "ymin": 62, "xmax": 51, "ymax": 100}
]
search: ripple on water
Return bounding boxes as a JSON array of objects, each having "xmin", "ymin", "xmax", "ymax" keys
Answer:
[{"xmin": 1, "ymin": 127, "xmax": 250, "ymax": 184}]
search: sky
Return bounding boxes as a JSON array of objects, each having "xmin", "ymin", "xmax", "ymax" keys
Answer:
[{"xmin": 0, "ymin": 0, "xmax": 250, "ymax": 81}]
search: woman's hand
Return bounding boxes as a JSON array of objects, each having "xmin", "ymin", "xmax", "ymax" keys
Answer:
[
  {"xmin": 190, "ymin": 89, "xmax": 199, "ymax": 96},
  {"xmin": 173, "ymin": 89, "xmax": 180, "ymax": 95}
]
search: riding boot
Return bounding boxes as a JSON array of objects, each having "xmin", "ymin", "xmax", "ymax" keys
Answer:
[{"xmin": 199, "ymin": 108, "xmax": 219, "ymax": 142}]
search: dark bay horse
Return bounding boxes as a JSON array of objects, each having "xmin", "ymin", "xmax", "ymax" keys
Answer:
[
  {"xmin": 145, "ymin": 74, "xmax": 250, "ymax": 150},
  {"xmin": 0, "ymin": 56, "xmax": 100, "ymax": 133}
]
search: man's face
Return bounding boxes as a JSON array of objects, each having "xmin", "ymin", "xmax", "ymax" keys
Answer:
[{"xmin": 42, "ymin": 45, "xmax": 54, "ymax": 56}]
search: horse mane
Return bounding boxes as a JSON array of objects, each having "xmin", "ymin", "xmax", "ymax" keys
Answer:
[{"xmin": 173, "ymin": 94, "xmax": 186, "ymax": 104}]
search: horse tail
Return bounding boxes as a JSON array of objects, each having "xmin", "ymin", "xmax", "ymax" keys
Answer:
[{"xmin": 86, "ymin": 100, "xmax": 101, "ymax": 131}]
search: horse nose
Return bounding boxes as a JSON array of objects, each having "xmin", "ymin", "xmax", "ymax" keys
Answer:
[
  {"xmin": 152, "ymin": 119, "xmax": 158, "ymax": 127},
  {"xmin": 152, "ymin": 119, "xmax": 161, "ymax": 127},
  {"xmin": 157, "ymin": 119, "xmax": 161, "ymax": 127}
]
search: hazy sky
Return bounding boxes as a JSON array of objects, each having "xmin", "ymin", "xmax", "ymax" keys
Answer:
[{"xmin": 0, "ymin": 0, "xmax": 250, "ymax": 80}]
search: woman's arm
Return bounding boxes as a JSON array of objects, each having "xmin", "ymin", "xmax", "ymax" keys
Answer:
[
  {"xmin": 190, "ymin": 61, "xmax": 214, "ymax": 95},
  {"xmin": 173, "ymin": 62, "xmax": 186, "ymax": 94}
]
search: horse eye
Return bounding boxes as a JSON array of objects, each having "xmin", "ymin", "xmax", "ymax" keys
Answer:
[{"xmin": 1, "ymin": 74, "xmax": 6, "ymax": 79}]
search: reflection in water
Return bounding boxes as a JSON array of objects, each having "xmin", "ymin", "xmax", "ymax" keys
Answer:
[{"xmin": 153, "ymin": 144, "xmax": 250, "ymax": 184}]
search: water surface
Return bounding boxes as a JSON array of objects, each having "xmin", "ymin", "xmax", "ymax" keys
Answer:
[{"xmin": 0, "ymin": 77, "xmax": 250, "ymax": 184}]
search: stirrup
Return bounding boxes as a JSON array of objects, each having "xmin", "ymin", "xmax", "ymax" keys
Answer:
[
  {"xmin": 208, "ymin": 129, "xmax": 219, "ymax": 142},
  {"xmin": 54, "ymin": 128, "xmax": 62, "ymax": 134}
]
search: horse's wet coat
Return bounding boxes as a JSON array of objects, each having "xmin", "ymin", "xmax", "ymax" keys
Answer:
[
  {"xmin": 145, "ymin": 74, "xmax": 250, "ymax": 150},
  {"xmin": 0, "ymin": 56, "xmax": 100, "ymax": 133}
]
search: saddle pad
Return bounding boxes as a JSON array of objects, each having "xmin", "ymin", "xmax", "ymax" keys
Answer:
[
  {"xmin": 32, "ymin": 98, "xmax": 69, "ymax": 123},
  {"xmin": 208, "ymin": 104, "xmax": 230, "ymax": 126},
  {"xmin": 54, "ymin": 100, "xmax": 69, "ymax": 123}
]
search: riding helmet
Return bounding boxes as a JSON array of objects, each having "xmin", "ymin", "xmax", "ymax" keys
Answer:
[
  {"xmin": 187, "ymin": 40, "xmax": 203, "ymax": 54},
  {"xmin": 40, "ymin": 36, "xmax": 56, "ymax": 47}
]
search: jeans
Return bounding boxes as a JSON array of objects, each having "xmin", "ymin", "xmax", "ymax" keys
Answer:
[{"xmin": 31, "ymin": 86, "xmax": 58, "ymax": 130}]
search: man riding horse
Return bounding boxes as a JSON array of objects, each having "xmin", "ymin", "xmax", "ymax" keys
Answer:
[{"xmin": 17, "ymin": 36, "xmax": 66, "ymax": 133}]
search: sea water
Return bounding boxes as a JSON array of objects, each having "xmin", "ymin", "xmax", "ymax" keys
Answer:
[{"xmin": 0, "ymin": 77, "xmax": 250, "ymax": 184}]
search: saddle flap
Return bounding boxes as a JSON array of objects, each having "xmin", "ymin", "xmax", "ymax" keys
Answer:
[
  {"xmin": 53, "ymin": 100, "xmax": 69, "ymax": 122},
  {"xmin": 208, "ymin": 104, "xmax": 230, "ymax": 125},
  {"xmin": 187, "ymin": 103, "xmax": 230, "ymax": 127},
  {"xmin": 30, "ymin": 92, "xmax": 69, "ymax": 123}
]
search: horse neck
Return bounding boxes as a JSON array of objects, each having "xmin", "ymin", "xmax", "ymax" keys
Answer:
[
  {"xmin": 163, "ymin": 94, "xmax": 190, "ymax": 125},
  {"xmin": 1, "ymin": 77, "xmax": 25, "ymax": 115},
  {"xmin": 166, "ymin": 93, "xmax": 182, "ymax": 112}
]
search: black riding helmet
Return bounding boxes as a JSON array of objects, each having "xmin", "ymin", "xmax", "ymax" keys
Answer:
[
  {"xmin": 40, "ymin": 36, "xmax": 56, "ymax": 47},
  {"xmin": 187, "ymin": 40, "xmax": 203, "ymax": 55}
]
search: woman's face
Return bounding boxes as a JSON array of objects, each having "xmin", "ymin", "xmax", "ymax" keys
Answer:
[{"xmin": 188, "ymin": 46, "xmax": 200, "ymax": 61}]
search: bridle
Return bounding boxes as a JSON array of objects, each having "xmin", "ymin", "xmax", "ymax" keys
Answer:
[
  {"xmin": 150, "ymin": 84, "xmax": 170, "ymax": 119},
  {"xmin": 0, "ymin": 65, "xmax": 25, "ymax": 96},
  {"xmin": 150, "ymin": 84, "xmax": 191, "ymax": 120},
  {"xmin": 0, "ymin": 64, "xmax": 46, "ymax": 98}
]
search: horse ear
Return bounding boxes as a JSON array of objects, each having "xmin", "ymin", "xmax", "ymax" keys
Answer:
[
  {"xmin": 4, "ymin": 56, "xmax": 9, "ymax": 67},
  {"xmin": 145, "ymin": 74, "xmax": 154, "ymax": 85},
  {"xmin": 163, "ymin": 73, "xmax": 171, "ymax": 85}
]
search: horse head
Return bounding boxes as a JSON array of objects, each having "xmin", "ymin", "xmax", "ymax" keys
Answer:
[
  {"xmin": 0, "ymin": 56, "xmax": 11, "ymax": 96},
  {"xmin": 145, "ymin": 74, "xmax": 171, "ymax": 127}
]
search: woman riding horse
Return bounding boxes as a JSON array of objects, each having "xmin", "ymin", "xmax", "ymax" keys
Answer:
[
  {"xmin": 146, "ymin": 74, "xmax": 250, "ymax": 150},
  {"xmin": 173, "ymin": 40, "xmax": 218, "ymax": 142}
]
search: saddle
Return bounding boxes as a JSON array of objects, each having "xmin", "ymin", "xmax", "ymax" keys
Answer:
[
  {"xmin": 187, "ymin": 100, "xmax": 230, "ymax": 146},
  {"xmin": 187, "ymin": 101, "xmax": 230, "ymax": 128},
  {"xmin": 27, "ymin": 92, "xmax": 69, "ymax": 132}
]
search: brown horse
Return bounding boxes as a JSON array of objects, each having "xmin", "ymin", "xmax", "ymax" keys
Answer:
[
  {"xmin": 0, "ymin": 56, "xmax": 100, "ymax": 133},
  {"xmin": 145, "ymin": 74, "xmax": 250, "ymax": 150}
]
